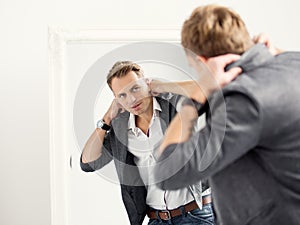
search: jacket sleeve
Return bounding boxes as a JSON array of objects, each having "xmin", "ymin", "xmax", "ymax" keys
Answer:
[
  {"xmin": 154, "ymin": 90, "xmax": 262, "ymax": 190},
  {"xmin": 80, "ymin": 130, "xmax": 114, "ymax": 172},
  {"xmin": 162, "ymin": 92, "xmax": 207, "ymax": 116}
]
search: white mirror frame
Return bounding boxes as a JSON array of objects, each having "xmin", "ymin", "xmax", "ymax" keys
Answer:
[{"xmin": 48, "ymin": 27, "xmax": 180, "ymax": 225}]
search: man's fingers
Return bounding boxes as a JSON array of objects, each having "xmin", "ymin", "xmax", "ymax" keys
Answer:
[
  {"xmin": 252, "ymin": 35, "xmax": 259, "ymax": 43},
  {"xmin": 220, "ymin": 54, "xmax": 241, "ymax": 65},
  {"xmin": 224, "ymin": 67, "xmax": 242, "ymax": 84},
  {"xmin": 253, "ymin": 33, "xmax": 270, "ymax": 44},
  {"xmin": 118, "ymin": 107, "xmax": 125, "ymax": 113},
  {"xmin": 207, "ymin": 54, "xmax": 241, "ymax": 72},
  {"xmin": 144, "ymin": 77, "xmax": 151, "ymax": 85},
  {"xmin": 150, "ymin": 91, "xmax": 159, "ymax": 96}
]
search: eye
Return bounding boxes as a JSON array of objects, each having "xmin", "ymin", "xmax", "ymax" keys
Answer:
[
  {"xmin": 118, "ymin": 93, "xmax": 126, "ymax": 99},
  {"xmin": 132, "ymin": 86, "xmax": 140, "ymax": 92}
]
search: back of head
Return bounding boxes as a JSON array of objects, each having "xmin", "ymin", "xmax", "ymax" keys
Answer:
[
  {"xmin": 181, "ymin": 4, "xmax": 254, "ymax": 57},
  {"xmin": 106, "ymin": 61, "xmax": 144, "ymax": 90}
]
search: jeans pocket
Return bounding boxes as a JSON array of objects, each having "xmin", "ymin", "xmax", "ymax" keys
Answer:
[{"xmin": 187, "ymin": 204, "xmax": 215, "ymax": 224}]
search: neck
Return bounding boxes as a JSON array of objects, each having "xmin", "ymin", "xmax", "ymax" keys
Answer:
[
  {"xmin": 135, "ymin": 104, "xmax": 153, "ymax": 134},
  {"xmin": 136, "ymin": 106, "xmax": 153, "ymax": 124}
]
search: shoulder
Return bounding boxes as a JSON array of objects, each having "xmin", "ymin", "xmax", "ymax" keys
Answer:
[
  {"xmin": 207, "ymin": 76, "xmax": 261, "ymax": 115},
  {"xmin": 155, "ymin": 93, "xmax": 185, "ymax": 106},
  {"xmin": 221, "ymin": 73, "xmax": 258, "ymax": 101}
]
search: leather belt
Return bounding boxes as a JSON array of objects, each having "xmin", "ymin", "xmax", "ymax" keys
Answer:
[{"xmin": 147, "ymin": 195, "xmax": 212, "ymax": 220}]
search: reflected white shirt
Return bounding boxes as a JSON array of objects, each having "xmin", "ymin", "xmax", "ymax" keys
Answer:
[{"xmin": 127, "ymin": 98, "xmax": 194, "ymax": 210}]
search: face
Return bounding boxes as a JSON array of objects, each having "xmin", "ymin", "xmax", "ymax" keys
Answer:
[{"xmin": 111, "ymin": 71, "xmax": 152, "ymax": 116}]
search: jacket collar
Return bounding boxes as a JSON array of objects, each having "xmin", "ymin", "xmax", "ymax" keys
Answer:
[{"xmin": 226, "ymin": 43, "xmax": 274, "ymax": 72}]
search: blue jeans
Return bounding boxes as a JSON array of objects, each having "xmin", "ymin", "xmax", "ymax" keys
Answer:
[{"xmin": 147, "ymin": 203, "xmax": 215, "ymax": 225}]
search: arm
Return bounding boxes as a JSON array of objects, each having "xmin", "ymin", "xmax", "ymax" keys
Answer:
[
  {"xmin": 149, "ymin": 79, "xmax": 199, "ymax": 99},
  {"xmin": 81, "ymin": 126, "xmax": 109, "ymax": 164},
  {"xmin": 148, "ymin": 54, "xmax": 242, "ymax": 104},
  {"xmin": 158, "ymin": 101, "xmax": 199, "ymax": 153},
  {"xmin": 80, "ymin": 128, "xmax": 113, "ymax": 172},
  {"xmin": 155, "ymin": 91, "xmax": 262, "ymax": 190},
  {"xmin": 81, "ymin": 99, "xmax": 123, "ymax": 171}
]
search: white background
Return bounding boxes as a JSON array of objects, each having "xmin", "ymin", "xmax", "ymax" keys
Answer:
[{"xmin": 1, "ymin": 0, "xmax": 300, "ymax": 225}]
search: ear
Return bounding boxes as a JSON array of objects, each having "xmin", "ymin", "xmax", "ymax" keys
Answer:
[{"xmin": 196, "ymin": 55, "xmax": 208, "ymax": 63}]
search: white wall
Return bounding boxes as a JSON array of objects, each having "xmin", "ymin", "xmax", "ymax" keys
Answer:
[{"xmin": 1, "ymin": 0, "xmax": 300, "ymax": 225}]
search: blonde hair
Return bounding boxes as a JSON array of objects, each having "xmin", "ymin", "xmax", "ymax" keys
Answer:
[
  {"xmin": 181, "ymin": 5, "xmax": 254, "ymax": 57},
  {"xmin": 106, "ymin": 61, "xmax": 144, "ymax": 89}
]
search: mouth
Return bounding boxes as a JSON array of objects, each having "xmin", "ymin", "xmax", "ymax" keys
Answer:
[{"xmin": 131, "ymin": 102, "xmax": 142, "ymax": 110}]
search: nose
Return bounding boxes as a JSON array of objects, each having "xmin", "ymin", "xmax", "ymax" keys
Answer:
[{"xmin": 127, "ymin": 93, "xmax": 136, "ymax": 105}]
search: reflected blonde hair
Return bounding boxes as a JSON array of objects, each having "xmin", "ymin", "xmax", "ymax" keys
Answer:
[
  {"xmin": 106, "ymin": 61, "xmax": 144, "ymax": 90},
  {"xmin": 181, "ymin": 4, "xmax": 254, "ymax": 57}
]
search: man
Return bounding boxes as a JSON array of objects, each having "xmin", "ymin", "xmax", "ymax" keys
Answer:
[
  {"xmin": 81, "ymin": 61, "xmax": 238, "ymax": 225},
  {"xmin": 154, "ymin": 4, "xmax": 300, "ymax": 225}
]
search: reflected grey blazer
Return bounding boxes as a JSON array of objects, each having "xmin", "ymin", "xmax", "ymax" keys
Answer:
[{"xmin": 81, "ymin": 94, "xmax": 205, "ymax": 225}]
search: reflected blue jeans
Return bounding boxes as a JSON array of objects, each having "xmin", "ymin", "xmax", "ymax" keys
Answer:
[{"xmin": 148, "ymin": 203, "xmax": 215, "ymax": 225}]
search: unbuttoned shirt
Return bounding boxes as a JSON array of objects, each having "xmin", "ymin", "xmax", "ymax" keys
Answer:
[{"xmin": 127, "ymin": 98, "xmax": 194, "ymax": 210}]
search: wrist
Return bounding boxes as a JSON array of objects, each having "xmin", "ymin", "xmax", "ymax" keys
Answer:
[
  {"xmin": 182, "ymin": 98, "xmax": 202, "ymax": 111},
  {"xmin": 96, "ymin": 119, "xmax": 111, "ymax": 131},
  {"xmin": 102, "ymin": 114, "xmax": 112, "ymax": 125},
  {"xmin": 149, "ymin": 79, "xmax": 162, "ymax": 95},
  {"xmin": 190, "ymin": 88, "xmax": 209, "ymax": 104}
]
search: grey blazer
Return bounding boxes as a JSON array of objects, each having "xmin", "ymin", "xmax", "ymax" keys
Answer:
[
  {"xmin": 155, "ymin": 44, "xmax": 300, "ymax": 225},
  {"xmin": 81, "ymin": 94, "xmax": 205, "ymax": 225}
]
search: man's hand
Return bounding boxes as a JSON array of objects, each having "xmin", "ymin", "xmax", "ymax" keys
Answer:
[
  {"xmin": 146, "ymin": 78, "xmax": 165, "ymax": 96},
  {"xmin": 103, "ymin": 99, "xmax": 125, "ymax": 124},
  {"xmin": 147, "ymin": 77, "xmax": 204, "ymax": 100},
  {"xmin": 253, "ymin": 33, "xmax": 283, "ymax": 55},
  {"xmin": 206, "ymin": 54, "xmax": 242, "ymax": 87},
  {"xmin": 191, "ymin": 54, "xmax": 242, "ymax": 103}
]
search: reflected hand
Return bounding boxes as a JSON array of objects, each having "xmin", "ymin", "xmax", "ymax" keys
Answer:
[
  {"xmin": 146, "ymin": 78, "xmax": 164, "ymax": 96},
  {"xmin": 103, "ymin": 99, "xmax": 125, "ymax": 124}
]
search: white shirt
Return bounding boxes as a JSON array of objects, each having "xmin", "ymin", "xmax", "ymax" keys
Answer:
[{"xmin": 127, "ymin": 98, "xmax": 194, "ymax": 210}]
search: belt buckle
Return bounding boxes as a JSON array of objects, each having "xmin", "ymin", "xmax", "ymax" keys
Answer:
[{"xmin": 160, "ymin": 210, "xmax": 171, "ymax": 220}]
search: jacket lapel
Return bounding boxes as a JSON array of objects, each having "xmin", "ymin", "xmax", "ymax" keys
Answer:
[
  {"xmin": 157, "ymin": 96, "xmax": 174, "ymax": 133},
  {"xmin": 111, "ymin": 111, "xmax": 129, "ymax": 163}
]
